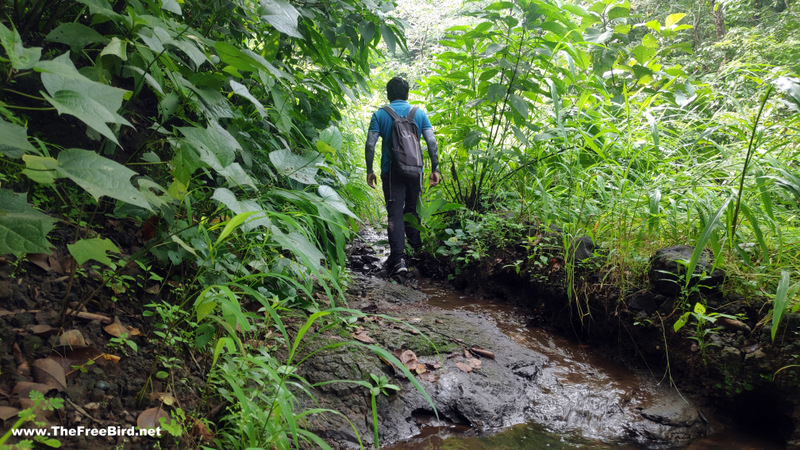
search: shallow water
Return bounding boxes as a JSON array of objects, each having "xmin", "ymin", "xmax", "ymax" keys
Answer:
[{"xmin": 384, "ymin": 283, "xmax": 785, "ymax": 450}]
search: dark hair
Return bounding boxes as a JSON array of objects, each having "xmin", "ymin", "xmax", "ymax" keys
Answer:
[{"xmin": 386, "ymin": 76, "xmax": 409, "ymax": 101}]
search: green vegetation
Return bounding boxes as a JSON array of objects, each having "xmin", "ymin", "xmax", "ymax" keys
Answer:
[{"xmin": 1, "ymin": 0, "xmax": 799, "ymax": 447}]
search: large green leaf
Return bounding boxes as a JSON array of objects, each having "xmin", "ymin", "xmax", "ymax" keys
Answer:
[
  {"xmin": 36, "ymin": 53, "xmax": 131, "ymax": 144},
  {"xmin": 67, "ymin": 237, "xmax": 120, "ymax": 266},
  {"xmin": 25, "ymin": 149, "xmax": 153, "ymax": 212},
  {"xmin": 46, "ymin": 23, "xmax": 108, "ymax": 52},
  {"xmin": 0, "ymin": 22, "xmax": 41, "ymax": 70},
  {"xmin": 179, "ymin": 124, "xmax": 239, "ymax": 168},
  {"xmin": 318, "ymin": 186, "xmax": 356, "ymax": 218},
  {"xmin": 230, "ymin": 80, "xmax": 267, "ymax": 118},
  {"xmin": 0, "ymin": 119, "xmax": 37, "ymax": 158},
  {"xmin": 211, "ymin": 188, "xmax": 271, "ymax": 232},
  {"xmin": 271, "ymin": 227, "xmax": 324, "ymax": 272},
  {"xmin": 259, "ymin": 0, "xmax": 303, "ymax": 38},
  {"xmin": 269, "ymin": 149, "xmax": 320, "ymax": 185},
  {"xmin": 0, "ymin": 189, "xmax": 58, "ymax": 255}
]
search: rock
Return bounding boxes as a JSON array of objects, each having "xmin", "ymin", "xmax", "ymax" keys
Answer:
[
  {"xmin": 568, "ymin": 236, "xmax": 598, "ymax": 263},
  {"xmin": 628, "ymin": 292, "xmax": 658, "ymax": 313},
  {"xmin": 0, "ymin": 281, "xmax": 13, "ymax": 299},
  {"xmin": 648, "ymin": 245, "xmax": 725, "ymax": 297}
]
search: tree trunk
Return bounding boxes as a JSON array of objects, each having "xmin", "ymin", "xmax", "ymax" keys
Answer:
[{"xmin": 711, "ymin": 0, "xmax": 727, "ymax": 40}]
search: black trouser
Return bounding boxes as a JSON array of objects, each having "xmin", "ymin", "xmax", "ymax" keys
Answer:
[{"xmin": 382, "ymin": 169, "xmax": 422, "ymax": 266}]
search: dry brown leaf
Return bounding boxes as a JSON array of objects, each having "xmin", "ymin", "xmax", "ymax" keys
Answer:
[
  {"xmin": 50, "ymin": 346, "xmax": 104, "ymax": 374},
  {"xmin": 464, "ymin": 349, "xmax": 473, "ymax": 358},
  {"xmin": 145, "ymin": 284, "xmax": 160, "ymax": 295},
  {"xmin": 466, "ymin": 358, "xmax": 482, "ymax": 370},
  {"xmin": 419, "ymin": 372, "xmax": 439, "ymax": 383},
  {"xmin": 137, "ymin": 407, "xmax": 170, "ymax": 429},
  {"xmin": 12, "ymin": 381, "xmax": 57, "ymax": 398},
  {"xmin": 425, "ymin": 361, "xmax": 443, "ymax": 371},
  {"xmin": 406, "ymin": 327, "xmax": 420, "ymax": 335},
  {"xmin": 470, "ymin": 346, "xmax": 495, "ymax": 360},
  {"xmin": 352, "ymin": 332, "xmax": 375, "ymax": 344},
  {"xmin": 103, "ymin": 317, "xmax": 129, "ymax": 337},
  {"xmin": 399, "ymin": 350, "xmax": 418, "ymax": 371},
  {"xmin": 0, "ymin": 309, "xmax": 13, "ymax": 317},
  {"xmin": 435, "ymin": 319, "xmax": 445, "ymax": 324},
  {"xmin": 59, "ymin": 330, "xmax": 87, "ymax": 347},
  {"xmin": 30, "ymin": 324, "xmax": 56, "ymax": 335},
  {"xmin": 31, "ymin": 358, "xmax": 67, "ymax": 391},
  {"xmin": 456, "ymin": 362, "xmax": 472, "ymax": 373},
  {"xmin": 414, "ymin": 364, "xmax": 427, "ymax": 375},
  {"xmin": 28, "ymin": 253, "xmax": 54, "ymax": 272},
  {"xmin": 0, "ymin": 406, "xmax": 20, "ymax": 421},
  {"xmin": 128, "ymin": 327, "xmax": 142, "ymax": 337},
  {"xmin": 192, "ymin": 418, "xmax": 215, "ymax": 443},
  {"xmin": 101, "ymin": 353, "xmax": 121, "ymax": 363}
]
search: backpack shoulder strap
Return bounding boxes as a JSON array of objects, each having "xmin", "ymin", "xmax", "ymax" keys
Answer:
[
  {"xmin": 407, "ymin": 106, "xmax": 418, "ymax": 121},
  {"xmin": 382, "ymin": 105, "xmax": 401, "ymax": 120}
]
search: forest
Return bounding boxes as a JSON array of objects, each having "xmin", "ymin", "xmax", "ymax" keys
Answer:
[{"xmin": 0, "ymin": 0, "xmax": 799, "ymax": 448}]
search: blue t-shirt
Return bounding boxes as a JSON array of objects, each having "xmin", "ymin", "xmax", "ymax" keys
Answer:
[{"xmin": 368, "ymin": 100, "xmax": 433, "ymax": 175}]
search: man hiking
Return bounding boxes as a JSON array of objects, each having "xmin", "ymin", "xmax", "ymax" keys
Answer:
[{"xmin": 365, "ymin": 76, "xmax": 441, "ymax": 277}]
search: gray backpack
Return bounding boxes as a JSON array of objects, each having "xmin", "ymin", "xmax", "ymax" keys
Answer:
[{"xmin": 383, "ymin": 105, "xmax": 423, "ymax": 177}]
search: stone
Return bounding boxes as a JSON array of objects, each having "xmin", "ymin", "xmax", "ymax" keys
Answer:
[
  {"xmin": 629, "ymin": 292, "xmax": 658, "ymax": 312},
  {"xmin": 649, "ymin": 245, "xmax": 725, "ymax": 297}
]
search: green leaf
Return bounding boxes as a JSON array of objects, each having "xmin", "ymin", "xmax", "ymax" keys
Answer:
[
  {"xmin": 269, "ymin": 149, "xmax": 320, "ymax": 184},
  {"xmin": 230, "ymin": 80, "xmax": 267, "ymax": 118},
  {"xmin": 0, "ymin": 189, "xmax": 58, "ymax": 255},
  {"xmin": 36, "ymin": 53, "xmax": 131, "ymax": 144},
  {"xmin": 46, "ymin": 23, "xmax": 108, "ymax": 51},
  {"xmin": 215, "ymin": 212, "xmax": 257, "ymax": 244},
  {"xmin": 31, "ymin": 149, "xmax": 153, "ymax": 211},
  {"xmin": 380, "ymin": 23, "xmax": 397, "ymax": 54},
  {"xmin": 211, "ymin": 188, "xmax": 271, "ymax": 232},
  {"xmin": 318, "ymin": 185, "xmax": 356, "ymax": 218},
  {"xmin": 665, "ymin": 13, "xmax": 686, "ymax": 28},
  {"xmin": 487, "ymin": 83, "xmax": 507, "ymax": 103},
  {"xmin": 0, "ymin": 22, "xmax": 41, "ymax": 70},
  {"xmin": 631, "ymin": 45, "xmax": 656, "ymax": 65},
  {"xmin": 693, "ymin": 302, "xmax": 706, "ymax": 315},
  {"xmin": 67, "ymin": 237, "xmax": 120, "ymax": 266},
  {"xmin": 358, "ymin": 21, "xmax": 376, "ymax": 43},
  {"xmin": 162, "ymin": 0, "xmax": 182, "ymax": 15},
  {"xmin": 583, "ymin": 29, "xmax": 612, "ymax": 44},
  {"xmin": 260, "ymin": 0, "xmax": 303, "ymax": 39},
  {"xmin": 318, "ymin": 126, "xmax": 343, "ymax": 152},
  {"xmin": 99, "ymin": 37, "xmax": 128, "ymax": 61},
  {"xmin": 0, "ymin": 119, "xmax": 37, "ymax": 158},
  {"xmin": 674, "ymin": 311, "xmax": 690, "ymax": 332},
  {"xmin": 75, "ymin": 0, "xmax": 120, "ymax": 19},
  {"xmin": 509, "ymin": 94, "xmax": 528, "ymax": 119},
  {"xmin": 271, "ymin": 227, "xmax": 324, "ymax": 272}
]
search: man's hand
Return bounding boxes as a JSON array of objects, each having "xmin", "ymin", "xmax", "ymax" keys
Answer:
[
  {"xmin": 429, "ymin": 171, "xmax": 441, "ymax": 187},
  {"xmin": 367, "ymin": 172, "xmax": 377, "ymax": 188}
]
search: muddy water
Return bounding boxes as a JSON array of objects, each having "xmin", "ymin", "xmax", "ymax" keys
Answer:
[{"xmin": 385, "ymin": 283, "xmax": 783, "ymax": 450}]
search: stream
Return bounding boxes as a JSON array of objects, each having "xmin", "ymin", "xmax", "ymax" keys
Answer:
[
  {"xmin": 383, "ymin": 284, "xmax": 784, "ymax": 450},
  {"xmin": 306, "ymin": 231, "xmax": 788, "ymax": 449}
]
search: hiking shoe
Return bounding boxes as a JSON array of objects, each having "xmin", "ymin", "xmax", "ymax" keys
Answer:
[{"xmin": 389, "ymin": 258, "xmax": 408, "ymax": 277}]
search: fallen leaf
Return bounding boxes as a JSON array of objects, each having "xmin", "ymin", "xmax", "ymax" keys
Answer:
[
  {"xmin": 352, "ymin": 332, "xmax": 375, "ymax": 344},
  {"xmin": 0, "ymin": 406, "xmax": 20, "ymax": 421},
  {"xmin": 59, "ymin": 330, "xmax": 87, "ymax": 347},
  {"xmin": 192, "ymin": 418, "xmax": 214, "ymax": 443},
  {"xmin": 406, "ymin": 327, "xmax": 420, "ymax": 335},
  {"xmin": 456, "ymin": 362, "xmax": 472, "ymax": 373},
  {"xmin": 103, "ymin": 317, "xmax": 130, "ymax": 337},
  {"xmin": 414, "ymin": 364, "xmax": 427, "ymax": 375},
  {"xmin": 399, "ymin": 350, "xmax": 419, "ymax": 371},
  {"xmin": 31, "ymin": 358, "xmax": 67, "ymax": 391},
  {"xmin": 466, "ymin": 358, "xmax": 482, "ymax": 370},
  {"xmin": 470, "ymin": 346, "xmax": 495, "ymax": 360},
  {"xmin": 50, "ymin": 346, "xmax": 104, "ymax": 374},
  {"xmin": 12, "ymin": 381, "xmax": 57, "ymax": 398},
  {"xmin": 435, "ymin": 319, "xmax": 444, "ymax": 324},
  {"xmin": 128, "ymin": 327, "xmax": 142, "ymax": 337},
  {"xmin": 101, "ymin": 353, "xmax": 121, "ymax": 363},
  {"xmin": 149, "ymin": 392, "xmax": 175, "ymax": 406},
  {"xmin": 425, "ymin": 361, "xmax": 443, "ymax": 370},
  {"xmin": 137, "ymin": 407, "xmax": 170, "ymax": 429},
  {"xmin": 145, "ymin": 284, "xmax": 160, "ymax": 295},
  {"xmin": 28, "ymin": 253, "xmax": 54, "ymax": 272},
  {"xmin": 419, "ymin": 372, "xmax": 439, "ymax": 383},
  {"xmin": 464, "ymin": 349, "xmax": 473, "ymax": 358},
  {"xmin": 30, "ymin": 324, "xmax": 56, "ymax": 335},
  {"xmin": 0, "ymin": 309, "xmax": 13, "ymax": 317}
]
